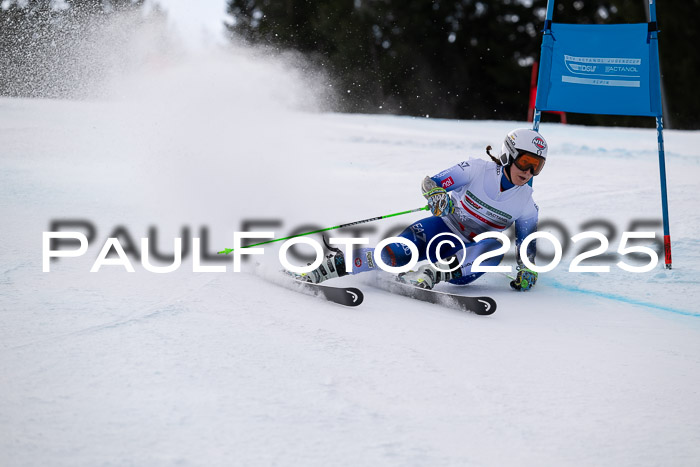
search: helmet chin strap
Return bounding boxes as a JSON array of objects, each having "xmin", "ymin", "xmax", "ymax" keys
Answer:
[{"xmin": 504, "ymin": 163, "xmax": 513, "ymax": 183}]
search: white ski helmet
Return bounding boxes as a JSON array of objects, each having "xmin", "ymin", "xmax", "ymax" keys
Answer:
[{"xmin": 499, "ymin": 128, "xmax": 548, "ymax": 167}]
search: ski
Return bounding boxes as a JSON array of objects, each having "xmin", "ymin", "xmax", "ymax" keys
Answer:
[
  {"xmin": 252, "ymin": 265, "xmax": 364, "ymax": 307},
  {"xmin": 294, "ymin": 281, "xmax": 364, "ymax": 307},
  {"xmin": 271, "ymin": 272, "xmax": 363, "ymax": 307},
  {"xmin": 368, "ymin": 277, "xmax": 496, "ymax": 315}
]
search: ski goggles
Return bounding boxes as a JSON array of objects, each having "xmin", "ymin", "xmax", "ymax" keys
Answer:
[{"xmin": 513, "ymin": 151, "xmax": 546, "ymax": 176}]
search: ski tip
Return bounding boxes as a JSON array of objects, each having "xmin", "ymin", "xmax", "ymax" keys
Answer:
[
  {"xmin": 473, "ymin": 297, "xmax": 497, "ymax": 315},
  {"xmin": 344, "ymin": 287, "xmax": 364, "ymax": 306}
]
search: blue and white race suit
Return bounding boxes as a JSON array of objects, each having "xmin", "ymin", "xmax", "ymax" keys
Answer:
[{"xmin": 350, "ymin": 158, "xmax": 539, "ymax": 285}]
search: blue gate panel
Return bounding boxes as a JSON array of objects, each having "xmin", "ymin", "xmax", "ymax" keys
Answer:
[{"xmin": 536, "ymin": 23, "xmax": 660, "ymax": 117}]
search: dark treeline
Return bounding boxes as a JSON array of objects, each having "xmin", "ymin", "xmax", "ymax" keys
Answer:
[
  {"xmin": 2, "ymin": 1, "xmax": 697, "ymax": 128},
  {"xmin": 226, "ymin": 0, "xmax": 700, "ymax": 129}
]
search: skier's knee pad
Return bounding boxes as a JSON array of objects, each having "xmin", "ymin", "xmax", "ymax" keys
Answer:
[{"xmin": 379, "ymin": 242, "xmax": 414, "ymax": 268}]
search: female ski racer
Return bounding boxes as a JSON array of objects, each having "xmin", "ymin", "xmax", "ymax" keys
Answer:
[{"xmin": 292, "ymin": 128, "xmax": 547, "ymax": 292}]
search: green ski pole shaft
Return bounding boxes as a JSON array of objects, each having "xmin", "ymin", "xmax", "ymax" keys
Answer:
[{"xmin": 217, "ymin": 205, "xmax": 430, "ymax": 255}]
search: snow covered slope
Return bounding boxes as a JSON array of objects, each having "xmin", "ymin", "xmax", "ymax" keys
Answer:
[{"xmin": 2, "ymin": 50, "xmax": 700, "ymax": 466}]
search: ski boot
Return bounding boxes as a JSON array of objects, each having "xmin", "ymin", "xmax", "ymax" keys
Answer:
[
  {"xmin": 287, "ymin": 242, "xmax": 348, "ymax": 284},
  {"xmin": 397, "ymin": 256, "xmax": 463, "ymax": 290}
]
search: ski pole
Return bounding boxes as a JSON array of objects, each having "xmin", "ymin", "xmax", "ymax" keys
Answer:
[
  {"xmin": 499, "ymin": 272, "xmax": 516, "ymax": 281},
  {"xmin": 217, "ymin": 205, "xmax": 430, "ymax": 255}
]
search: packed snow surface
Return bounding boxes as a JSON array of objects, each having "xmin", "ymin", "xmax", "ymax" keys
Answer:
[{"xmin": 2, "ymin": 51, "xmax": 700, "ymax": 466}]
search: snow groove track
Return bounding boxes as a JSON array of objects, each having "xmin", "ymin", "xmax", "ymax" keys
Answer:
[
  {"xmin": 548, "ymin": 278, "xmax": 700, "ymax": 318},
  {"xmin": 4, "ymin": 276, "xmax": 219, "ymax": 352}
]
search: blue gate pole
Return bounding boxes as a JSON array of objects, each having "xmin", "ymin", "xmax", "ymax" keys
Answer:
[
  {"xmin": 649, "ymin": 0, "xmax": 672, "ymax": 268},
  {"xmin": 532, "ymin": 0, "xmax": 555, "ymax": 134},
  {"xmin": 530, "ymin": 0, "xmax": 555, "ymax": 188},
  {"xmin": 656, "ymin": 116, "xmax": 672, "ymax": 269}
]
